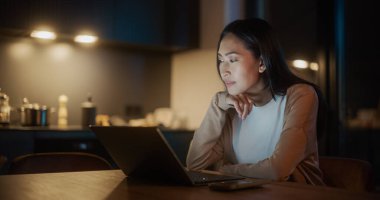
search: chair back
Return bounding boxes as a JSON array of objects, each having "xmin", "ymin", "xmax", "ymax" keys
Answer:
[
  {"xmin": 8, "ymin": 152, "xmax": 113, "ymax": 174},
  {"xmin": 319, "ymin": 156, "xmax": 374, "ymax": 192}
]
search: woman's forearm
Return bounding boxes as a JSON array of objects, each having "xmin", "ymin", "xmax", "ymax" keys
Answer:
[{"xmin": 186, "ymin": 92, "xmax": 230, "ymax": 170}]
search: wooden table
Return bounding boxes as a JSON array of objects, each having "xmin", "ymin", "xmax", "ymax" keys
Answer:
[{"xmin": 0, "ymin": 170, "xmax": 378, "ymax": 200}]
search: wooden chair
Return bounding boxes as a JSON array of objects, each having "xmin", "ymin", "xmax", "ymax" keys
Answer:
[
  {"xmin": 319, "ymin": 156, "xmax": 375, "ymax": 192},
  {"xmin": 8, "ymin": 152, "xmax": 113, "ymax": 174}
]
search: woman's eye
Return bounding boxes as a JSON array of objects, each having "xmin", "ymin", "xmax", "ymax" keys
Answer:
[
  {"xmin": 229, "ymin": 58, "xmax": 238, "ymax": 63},
  {"xmin": 218, "ymin": 58, "xmax": 224, "ymax": 63}
]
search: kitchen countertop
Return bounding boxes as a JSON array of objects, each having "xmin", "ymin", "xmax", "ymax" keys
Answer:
[{"xmin": 0, "ymin": 125, "xmax": 90, "ymax": 132}]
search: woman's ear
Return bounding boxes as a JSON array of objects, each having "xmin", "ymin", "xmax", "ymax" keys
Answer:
[
  {"xmin": 259, "ymin": 57, "xmax": 266, "ymax": 73},
  {"xmin": 259, "ymin": 65, "xmax": 266, "ymax": 73}
]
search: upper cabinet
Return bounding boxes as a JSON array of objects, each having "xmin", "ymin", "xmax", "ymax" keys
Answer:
[
  {"xmin": 0, "ymin": 0, "xmax": 199, "ymax": 51},
  {"xmin": 111, "ymin": 0, "xmax": 199, "ymax": 50}
]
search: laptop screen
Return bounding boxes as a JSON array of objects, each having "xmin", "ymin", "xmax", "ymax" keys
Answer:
[{"xmin": 91, "ymin": 126, "xmax": 194, "ymax": 185}]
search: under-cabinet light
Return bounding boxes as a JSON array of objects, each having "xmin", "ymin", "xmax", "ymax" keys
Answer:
[
  {"xmin": 309, "ymin": 62, "xmax": 319, "ymax": 71},
  {"xmin": 74, "ymin": 35, "xmax": 98, "ymax": 43},
  {"xmin": 30, "ymin": 30, "xmax": 57, "ymax": 40},
  {"xmin": 292, "ymin": 59, "xmax": 309, "ymax": 69}
]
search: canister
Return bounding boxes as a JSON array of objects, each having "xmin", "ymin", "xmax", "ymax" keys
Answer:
[{"xmin": 81, "ymin": 95, "xmax": 97, "ymax": 127}]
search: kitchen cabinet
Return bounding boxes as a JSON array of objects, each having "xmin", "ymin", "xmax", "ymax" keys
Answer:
[
  {"xmin": 111, "ymin": 0, "xmax": 199, "ymax": 49},
  {"xmin": 0, "ymin": 126, "xmax": 194, "ymax": 174},
  {"xmin": 0, "ymin": 130, "xmax": 34, "ymax": 174},
  {"xmin": 0, "ymin": 0, "xmax": 199, "ymax": 51},
  {"xmin": 0, "ymin": 126, "xmax": 96, "ymax": 174}
]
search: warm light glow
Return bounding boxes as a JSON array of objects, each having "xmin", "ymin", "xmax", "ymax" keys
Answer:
[
  {"xmin": 309, "ymin": 62, "xmax": 319, "ymax": 71},
  {"xmin": 7, "ymin": 42, "xmax": 34, "ymax": 59},
  {"xmin": 292, "ymin": 59, "xmax": 308, "ymax": 69},
  {"xmin": 48, "ymin": 43, "xmax": 74, "ymax": 61},
  {"xmin": 30, "ymin": 30, "xmax": 56, "ymax": 40},
  {"xmin": 74, "ymin": 35, "xmax": 98, "ymax": 43}
]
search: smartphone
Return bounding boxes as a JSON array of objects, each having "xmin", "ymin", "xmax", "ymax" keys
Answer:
[{"xmin": 208, "ymin": 179, "xmax": 271, "ymax": 191}]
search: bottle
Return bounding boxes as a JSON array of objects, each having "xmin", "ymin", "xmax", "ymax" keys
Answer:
[
  {"xmin": 81, "ymin": 94, "xmax": 96, "ymax": 127},
  {"xmin": 58, "ymin": 95, "xmax": 68, "ymax": 127},
  {"xmin": 0, "ymin": 88, "xmax": 11, "ymax": 125}
]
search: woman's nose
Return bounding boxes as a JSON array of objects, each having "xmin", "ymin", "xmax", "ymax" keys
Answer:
[
  {"xmin": 221, "ymin": 71, "xmax": 229, "ymax": 78},
  {"xmin": 220, "ymin": 69, "xmax": 230, "ymax": 78},
  {"xmin": 220, "ymin": 63, "xmax": 230, "ymax": 77}
]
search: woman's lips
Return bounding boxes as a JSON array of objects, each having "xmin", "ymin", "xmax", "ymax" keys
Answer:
[{"xmin": 225, "ymin": 81, "xmax": 235, "ymax": 87}]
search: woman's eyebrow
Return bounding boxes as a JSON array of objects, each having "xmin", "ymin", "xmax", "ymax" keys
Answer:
[{"xmin": 217, "ymin": 51, "xmax": 240, "ymax": 56}]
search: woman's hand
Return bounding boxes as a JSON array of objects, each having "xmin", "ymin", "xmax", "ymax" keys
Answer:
[{"xmin": 226, "ymin": 93, "xmax": 253, "ymax": 120}]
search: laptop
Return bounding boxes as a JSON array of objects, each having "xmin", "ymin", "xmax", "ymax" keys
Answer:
[{"xmin": 90, "ymin": 126, "xmax": 244, "ymax": 185}]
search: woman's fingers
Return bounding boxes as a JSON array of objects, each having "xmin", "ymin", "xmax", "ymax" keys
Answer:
[
  {"xmin": 230, "ymin": 94, "xmax": 253, "ymax": 119},
  {"xmin": 233, "ymin": 101, "xmax": 243, "ymax": 118},
  {"xmin": 236, "ymin": 95, "xmax": 246, "ymax": 119},
  {"xmin": 238, "ymin": 94, "xmax": 253, "ymax": 119}
]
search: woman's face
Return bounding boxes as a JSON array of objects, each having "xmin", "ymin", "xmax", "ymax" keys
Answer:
[{"xmin": 218, "ymin": 33, "xmax": 265, "ymax": 95}]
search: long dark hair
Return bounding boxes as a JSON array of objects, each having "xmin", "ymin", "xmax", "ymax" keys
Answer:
[{"xmin": 217, "ymin": 18, "xmax": 327, "ymax": 141}]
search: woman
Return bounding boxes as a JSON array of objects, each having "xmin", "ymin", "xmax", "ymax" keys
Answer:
[{"xmin": 186, "ymin": 18, "xmax": 326, "ymax": 185}]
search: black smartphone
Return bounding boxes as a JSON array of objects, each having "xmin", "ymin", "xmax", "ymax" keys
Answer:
[{"xmin": 208, "ymin": 179, "xmax": 271, "ymax": 191}]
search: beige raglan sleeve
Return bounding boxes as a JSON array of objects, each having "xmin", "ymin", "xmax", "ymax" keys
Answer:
[
  {"xmin": 186, "ymin": 92, "xmax": 232, "ymax": 170},
  {"xmin": 219, "ymin": 84, "xmax": 319, "ymax": 181}
]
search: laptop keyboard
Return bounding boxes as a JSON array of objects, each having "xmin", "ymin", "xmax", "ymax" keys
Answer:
[{"xmin": 187, "ymin": 170, "xmax": 242, "ymax": 184}]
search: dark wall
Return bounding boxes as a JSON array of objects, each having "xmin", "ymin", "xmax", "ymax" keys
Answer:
[
  {"xmin": 267, "ymin": 0, "xmax": 318, "ymax": 62},
  {"xmin": 0, "ymin": 36, "xmax": 171, "ymax": 125},
  {"xmin": 345, "ymin": 0, "xmax": 380, "ymax": 113}
]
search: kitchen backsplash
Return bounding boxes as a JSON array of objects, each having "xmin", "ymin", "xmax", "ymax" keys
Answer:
[{"xmin": 0, "ymin": 36, "xmax": 171, "ymax": 125}]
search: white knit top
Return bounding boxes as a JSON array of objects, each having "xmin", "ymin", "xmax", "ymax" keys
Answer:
[{"xmin": 232, "ymin": 95, "xmax": 287, "ymax": 164}]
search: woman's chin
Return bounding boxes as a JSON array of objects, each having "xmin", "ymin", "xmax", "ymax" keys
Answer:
[{"xmin": 227, "ymin": 89, "xmax": 240, "ymax": 96}]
